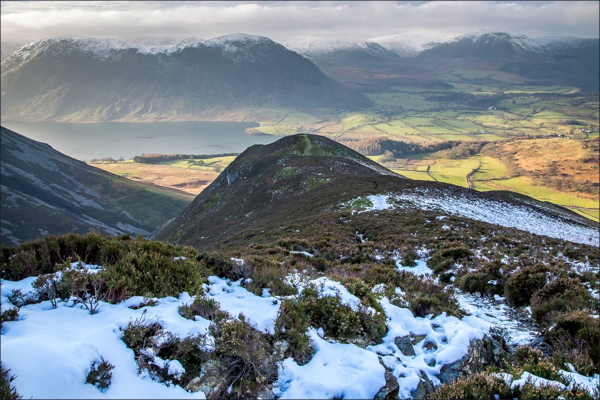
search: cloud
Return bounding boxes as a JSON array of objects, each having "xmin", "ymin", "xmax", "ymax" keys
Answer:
[{"xmin": 1, "ymin": 1, "xmax": 598, "ymax": 45}]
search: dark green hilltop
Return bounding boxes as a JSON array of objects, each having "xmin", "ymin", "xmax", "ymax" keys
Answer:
[{"xmin": 153, "ymin": 133, "xmax": 596, "ymax": 252}]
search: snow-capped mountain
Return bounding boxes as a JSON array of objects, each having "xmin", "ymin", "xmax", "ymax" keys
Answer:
[
  {"xmin": 1, "ymin": 34, "xmax": 368, "ymax": 122},
  {"xmin": 282, "ymin": 36, "xmax": 400, "ymax": 68},
  {"xmin": 420, "ymin": 31, "xmax": 547, "ymax": 59}
]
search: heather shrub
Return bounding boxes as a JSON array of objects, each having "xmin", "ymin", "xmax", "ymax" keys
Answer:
[
  {"xmin": 121, "ymin": 313, "xmax": 162, "ymax": 351},
  {"xmin": 98, "ymin": 250, "xmax": 207, "ymax": 302},
  {"xmin": 392, "ymin": 272, "xmax": 463, "ymax": 318},
  {"xmin": 430, "ymin": 371, "xmax": 512, "ymax": 400},
  {"xmin": 0, "ymin": 363, "xmax": 21, "ymax": 400},
  {"xmin": 209, "ymin": 315, "xmax": 274, "ymax": 397},
  {"xmin": 0, "ymin": 308, "xmax": 19, "ymax": 328},
  {"xmin": 7, "ymin": 289, "xmax": 39, "ymax": 307},
  {"xmin": 545, "ymin": 310, "xmax": 600, "ymax": 375},
  {"xmin": 458, "ymin": 261, "xmax": 505, "ymax": 296},
  {"xmin": 530, "ymin": 277, "xmax": 594, "ymax": 326},
  {"xmin": 178, "ymin": 295, "xmax": 225, "ymax": 321},
  {"xmin": 504, "ymin": 264, "xmax": 548, "ymax": 306},
  {"xmin": 85, "ymin": 359, "xmax": 114, "ymax": 392},
  {"xmin": 244, "ymin": 256, "xmax": 296, "ymax": 296},
  {"xmin": 275, "ymin": 297, "xmax": 313, "ymax": 364},
  {"xmin": 275, "ymin": 283, "xmax": 386, "ymax": 363},
  {"xmin": 432, "ymin": 370, "xmax": 593, "ymax": 400},
  {"xmin": 428, "ymin": 246, "xmax": 473, "ymax": 274}
]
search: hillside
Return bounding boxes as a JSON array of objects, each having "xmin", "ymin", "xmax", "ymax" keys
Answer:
[
  {"xmin": 0, "ymin": 126, "xmax": 192, "ymax": 245},
  {"xmin": 154, "ymin": 134, "xmax": 597, "ymax": 251},
  {"xmin": 2, "ymin": 134, "xmax": 599, "ymax": 399},
  {"xmin": 0, "ymin": 35, "xmax": 369, "ymax": 122}
]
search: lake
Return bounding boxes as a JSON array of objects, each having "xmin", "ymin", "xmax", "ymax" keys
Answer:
[{"xmin": 1, "ymin": 121, "xmax": 278, "ymax": 161}]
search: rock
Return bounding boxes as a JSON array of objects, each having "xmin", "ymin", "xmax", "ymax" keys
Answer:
[
  {"xmin": 257, "ymin": 386, "xmax": 276, "ymax": 400},
  {"xmin": 438, "ymin": 334, "xmax": 508, "ymax": 384},
  {"xmin": 374, "ymin": 370, "xmax": 400, "ymax": 400},
  {"xmin": 411, "ymin": 371, "xmax": 435, "ymax": 399},
  {"xmin": 423, "ymin": 341, "xmax": 438, "ymax": 352},
  {"xmin": 394, "ymin": 335, "xmax": 416, "ymax": 356},
  {"xmin": 272, "ymin": 340, "xmax": 289, "ymax": 361},
  {"xmin": 411, "ymin": 334, "xmax": 427, "ymax": 345},
  {"xmin": 185, "ymin": 377, "xmax": 202, "ymax": 392},
  {"xmin": 184, "ymin": 360, "xmax": 224, "ymax": 396}
]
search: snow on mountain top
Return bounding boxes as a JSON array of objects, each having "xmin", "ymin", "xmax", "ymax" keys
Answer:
[
  {"xmin": 368, "ymin": 32, "xmax": 447, "ymax": 54},
  {"xmin": 281, "ymin": 35, "xmax": 384, "ymax": 55},
  {"xmin": 448, "ymin": 31, "xmax": 547, "ymax": 53},
  {"xmin": 4, "ymin": 34, "xmax": 285, "ymax": 66},
  {"xmin": 207, "ymin": 33, "xmax": 274, "ymax": 45}
]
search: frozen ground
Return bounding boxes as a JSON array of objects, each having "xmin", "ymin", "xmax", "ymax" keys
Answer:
[
  {"xmin": 455, "ymin": 292, "xmax": 537, "ymax": 346},
  {"xmin": 345, "ymin": 192, "xmax": 599, "ymax": 246},
  {"xmin": 2, "ymin": 268, "xmax": 598, "ymax": 398}
]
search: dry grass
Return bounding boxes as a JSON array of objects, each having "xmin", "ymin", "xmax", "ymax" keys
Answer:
[{"xmin": 91, "ymin": 162, "xmax": 213, "ymax": 196}]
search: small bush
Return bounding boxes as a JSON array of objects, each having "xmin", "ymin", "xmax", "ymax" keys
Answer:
[
  {"xmin": 121, "ymin": 312, "xmax": 162, "ymax": 351},
  {"xmin": 530, "ymin": 277, "xmax": 593, "ymax": 326},
  {"xmin": 33, "ymin": 273, "xmax": 62, "ymax": 309},
  {"xmin": 7, "ymin": 289, "xmax": 39, "ymax": 307},
  {"xmin": 545, "ymin": 310, "xmax": 600, "ymax": 375},
  {"xmin": 0, "ymin": 363, "xmax": 21, "ymax": 400},
  {"xmin": 275, "ymin": 283, "xmax": 386, "ymax": 363},
  {"xmin": 209, "ymin": 316, "xmax": 274, "ymax": 397},
  {"xmin": 504, "ymin": 264, "xmax": 548, "ymax": 306},
  {"xmin": 244, "ymin": 256, "xmax": 296, "ymax": 297},
  {"xmin": 428, "ymin": 246, "xmax": 473, "ymax": 274},
  {"xmin": 178, "ymin": 296, "xmax": 224, "ymax": 321},
  {"xmin": 85, "ymin": 359, "xmax": 114, "ymax": 392},
  {"xmin": 393, "ymin": 273, "xmax": 463, "ymax": 318},
  {"xmin": 0, "ymin": 308, "xmax": 19, "ymax": 328},
  {"xmin": 431, "ymin": 371, "xmax": 511, "ymax": 400}
]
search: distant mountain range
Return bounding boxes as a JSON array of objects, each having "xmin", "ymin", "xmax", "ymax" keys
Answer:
[
  {"xmin": 286, "ymin": 31, "xmax": 599, "ymax": 91},
  {"xmin": 0, "ymin": 126, "xmax": 192, "ymax": 245},
  {"xmin": 1, "ymin": 31, "xmax": 597, "ymax": 123},
  {"xmin": 0, "ymin": 34, "xmax": 369, "ymax": 122}
]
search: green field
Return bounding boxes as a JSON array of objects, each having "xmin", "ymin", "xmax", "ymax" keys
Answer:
[{"xmin": 393, "ymin": 169, "xmax": 435, "ymax": 181}]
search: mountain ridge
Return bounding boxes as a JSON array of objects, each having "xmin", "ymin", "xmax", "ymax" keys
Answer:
[
  {"xmin": 153, "ymin": 134, "xmax": 598, "ymax": 251},
  {"xmin": 1, "ymin": 35, "xmax": 370, "ymax": 122},
  {"xmin": 0, "ymin": 126, "xmax": 192, "ymax": 245}
]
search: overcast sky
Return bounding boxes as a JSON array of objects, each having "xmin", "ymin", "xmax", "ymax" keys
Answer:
[{"xmin": 1, "ymin": 1, "xmax": 599, "ymax": 46}]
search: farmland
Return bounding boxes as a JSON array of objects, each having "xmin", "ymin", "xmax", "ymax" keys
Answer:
[{"xmin": 94, "ymin": 80, "xmax": 598, "ymax": 221}]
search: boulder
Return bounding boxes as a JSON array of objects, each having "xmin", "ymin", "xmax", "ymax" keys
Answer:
[
  {"xmin": 374, "ymin": 370, "xmax": 400, "ymax": 400},
  {"xmin": 394, "ymin": 335, "xmax": 416, "ymax": 356},
  {"xmin": 410, "ymin": 371, "xmax": 435, "ymax": 399},
  {"xmin": 438, "ymin": 334, "xmax": 508, "ymax": 384}
]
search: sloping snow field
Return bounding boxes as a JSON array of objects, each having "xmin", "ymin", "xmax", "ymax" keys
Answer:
[
  {"xmin": 2, "ymin": 266, "xmax": 598, "ymax": 398},
  {"xmin": 347, "ymin": 192, "xmax": 599, "ymax": 246}
]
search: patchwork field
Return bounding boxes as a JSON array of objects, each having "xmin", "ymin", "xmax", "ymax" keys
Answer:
[{"xmin": 95, "ymin": 83, "xmax": 598, "ymax": 221}]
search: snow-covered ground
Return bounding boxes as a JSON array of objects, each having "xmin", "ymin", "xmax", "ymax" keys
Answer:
[
  {"xmin": 345, "ymin": 192, "xmax": 599, "ymax": 246},
  {"xmin": 2, "ymin": 269, "xmax": 598, "ymax": 398},
  {"xmin": 455, "ymin": 292, "xmax": 537, "ymax": 346}
]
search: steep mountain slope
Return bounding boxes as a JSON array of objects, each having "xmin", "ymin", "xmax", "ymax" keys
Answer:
[
  {"xmin": 0, "ymin": 41, "xmax": 24, "ymax": 61},
  {"xmin": 153, "ymin": 134, "xmax": 598, "ymax": 251},
  {"xmin": 416, "ymin": 32, "xmax": 598, "ymax": 91},
  {"xmin": 1, "ymin": 126, "xmax": 192, "ymax": 245},
  {"xmin": 0, "ymin": 35, "xmax": 369, "ymax": 122},
  {"xmin": 3, "ymin": 134, "xmax": 599, "ymax": 399}
]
